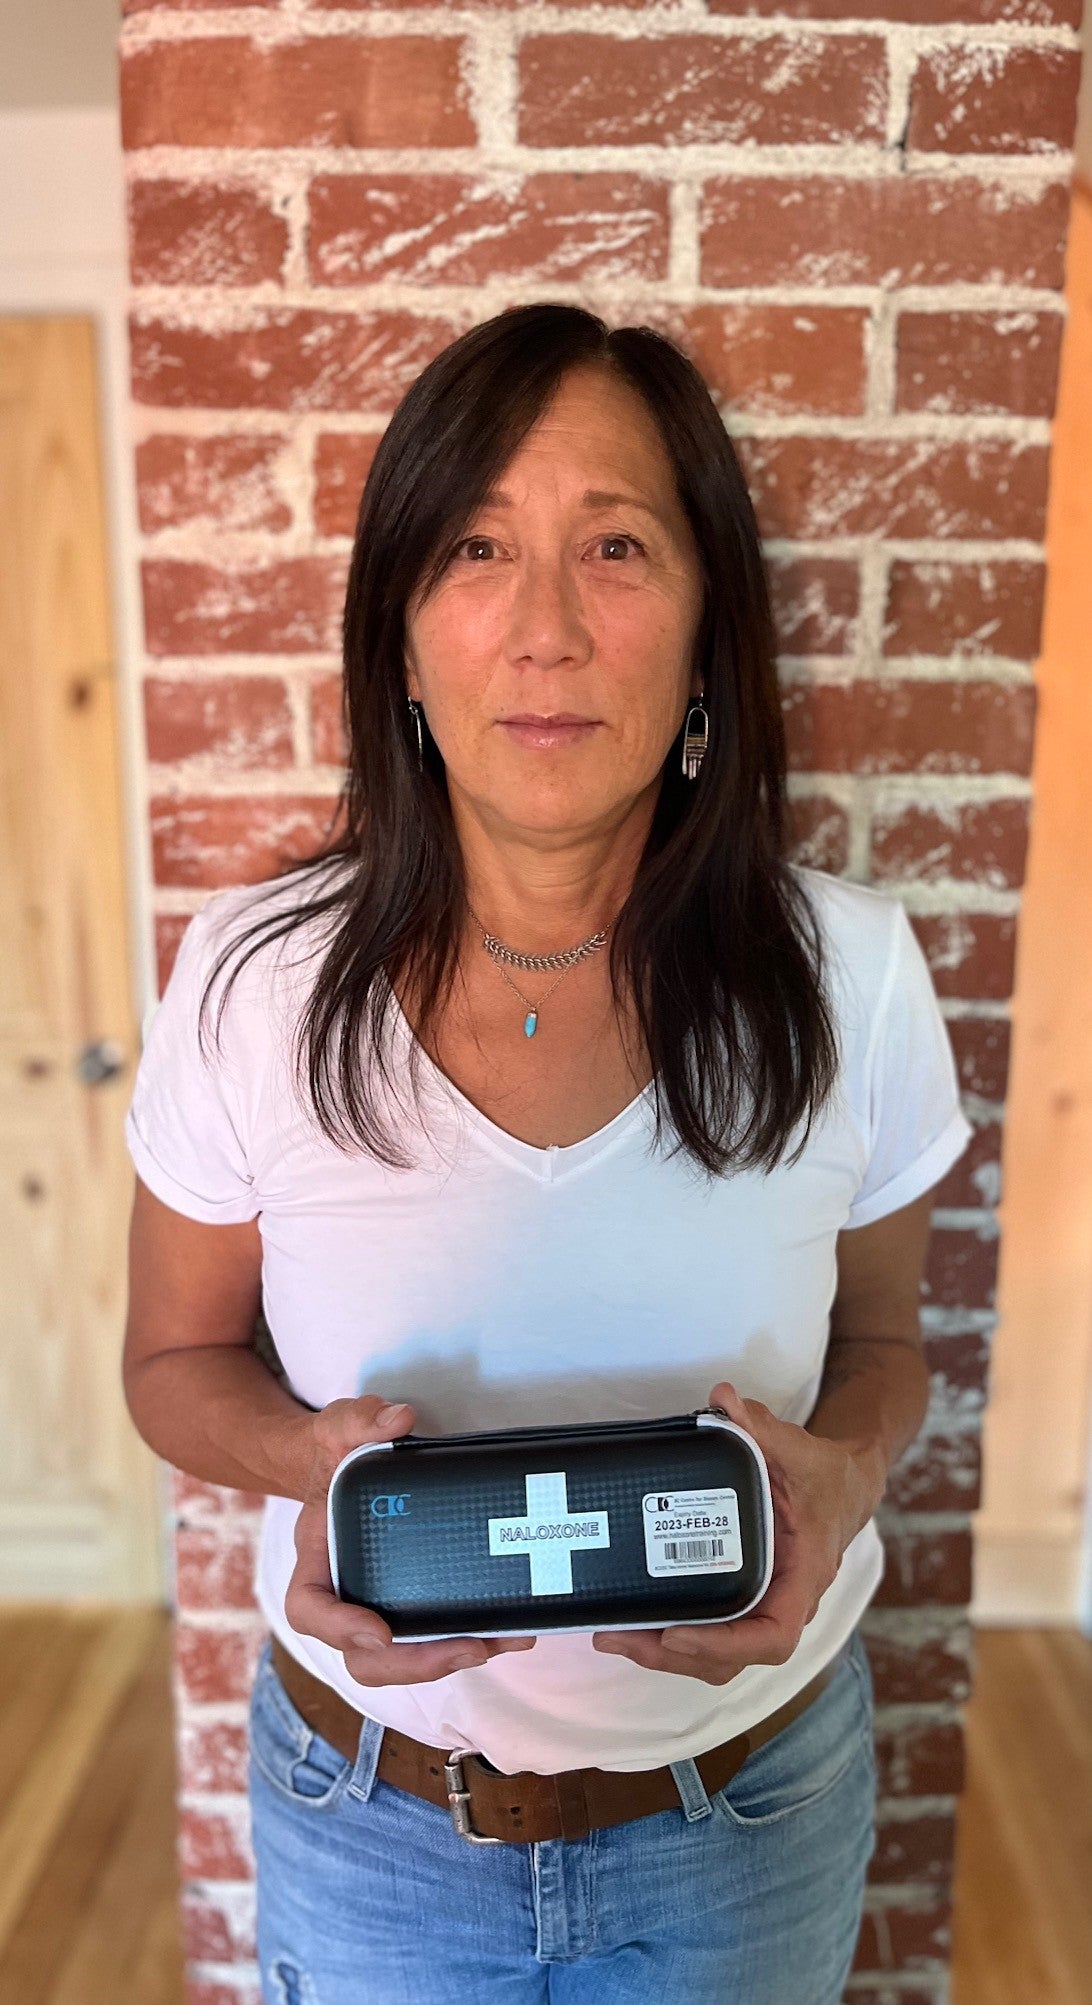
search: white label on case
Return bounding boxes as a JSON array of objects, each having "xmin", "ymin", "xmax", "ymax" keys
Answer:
[
  {"xmin": 642, "ymin": 1489, "xmax": 744, "ymax": 1576},
  {"xmin": 487, "ymin": 1470, "xmax": 611, "ymax": 1595}
]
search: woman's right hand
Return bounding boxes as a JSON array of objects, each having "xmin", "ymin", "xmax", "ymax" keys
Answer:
[{"xmin": 283, "ymin": 1393, "xmax": 537, "ymax": 1686}]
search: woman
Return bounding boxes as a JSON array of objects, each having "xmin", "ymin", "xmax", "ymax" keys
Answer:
[{"xmin": 122, "ymin": 303, "xmax": 973, "ymax": 2004}]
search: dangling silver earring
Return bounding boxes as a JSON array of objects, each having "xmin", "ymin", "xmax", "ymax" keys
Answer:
[
  {"xmin": 407, "ymin": 696, "xmax": 424, "ymax": 772},
  {"xmin": 682, "ymin": 688, "xmax": 708, "ymax": 780}
]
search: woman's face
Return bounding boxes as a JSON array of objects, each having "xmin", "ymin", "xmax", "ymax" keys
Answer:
[{"xmin": 403, "ymin": 365, "xmax": 706, "ymax": 841}]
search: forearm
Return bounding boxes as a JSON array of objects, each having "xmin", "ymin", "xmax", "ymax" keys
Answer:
[
  {"xmin": 805, "ymin": 1335, "xmax": 931, "ymax": 1534},
  {"xmin": 124, "ymin": 1344, "xmax": 317, "ymax": 1503}
]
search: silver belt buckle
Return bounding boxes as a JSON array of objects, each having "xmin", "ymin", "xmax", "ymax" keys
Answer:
[{"xmin": 444, "ymin": 1746, "xmax": 505, "ymax": 1844}]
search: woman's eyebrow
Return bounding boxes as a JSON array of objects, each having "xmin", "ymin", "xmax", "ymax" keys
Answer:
[{"xmin": 481, "ymin": 486, "xmax": 667, "ymax": 524}]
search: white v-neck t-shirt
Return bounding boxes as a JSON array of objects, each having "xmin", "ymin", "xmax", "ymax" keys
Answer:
[{"xmin": 124, "ymin": 863, "xmax": 973, "ymax": 1775}]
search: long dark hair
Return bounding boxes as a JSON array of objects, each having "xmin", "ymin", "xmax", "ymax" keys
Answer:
[{"xmin": 196, "ymin": 301, "xmax": 839, "ymax": 1182}]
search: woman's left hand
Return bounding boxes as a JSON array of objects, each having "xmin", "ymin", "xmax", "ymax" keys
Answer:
[{"xmin": 590, "ymin": 1379, "xmax": 886, "ymax": 1686}]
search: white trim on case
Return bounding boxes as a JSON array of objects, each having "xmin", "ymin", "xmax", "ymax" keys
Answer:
[
  {"xmin": 694, "ymin": 1412, "xmax": 777, "ymax": 1617},
  {"xmin": 325, "ymin": 1418, "xmax": 776, "ymax": 1641},
  {"xmin": 327, "ymin": 1438, "xmax": 393, "ymax": 1599}
]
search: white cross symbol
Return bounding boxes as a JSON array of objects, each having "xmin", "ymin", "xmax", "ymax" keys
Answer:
[{"xmin": 487, "ymin": 1470, "xmax": 611, "ymax": 1595}]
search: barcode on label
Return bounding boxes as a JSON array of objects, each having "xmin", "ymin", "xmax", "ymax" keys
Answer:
[{"xmin": 664, "ymin": 1537, "xmax": 725, "ymax": 1563}]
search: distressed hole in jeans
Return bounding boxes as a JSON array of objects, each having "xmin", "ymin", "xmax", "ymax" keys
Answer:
[{"xmin": 270, "ymin": 1956, "xmax": 318, "ymax": 2005}]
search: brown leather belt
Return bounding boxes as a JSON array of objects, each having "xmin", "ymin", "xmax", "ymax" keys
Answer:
[{"xmin": 268, "ymin": 1632, "xmax": 842, "ymax": 1845}]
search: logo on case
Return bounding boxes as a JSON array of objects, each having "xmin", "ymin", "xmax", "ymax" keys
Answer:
[
  {"xmin": 487, "ymin": 1470, "xmax": 610, "ymax": 1595},
  {"xmin": 370, "ymin": 1493, "xmax": 411, "ymax": 1517}
]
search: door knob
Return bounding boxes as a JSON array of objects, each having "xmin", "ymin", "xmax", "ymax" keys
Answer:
[{"xmin": 75, "ymin": 1037, "xmax": 127, "ymax": 1085}]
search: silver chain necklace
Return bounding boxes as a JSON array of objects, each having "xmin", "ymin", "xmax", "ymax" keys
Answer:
[{"xmin": 466, "ymin": 902, "xmax": 614, "ymax": 1039}]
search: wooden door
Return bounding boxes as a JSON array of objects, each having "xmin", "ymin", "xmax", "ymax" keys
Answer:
[{"xmin": 0, "ymin": 315, "xmax": 165, "ymax": 1600}]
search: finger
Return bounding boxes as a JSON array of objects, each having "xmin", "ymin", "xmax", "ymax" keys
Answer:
[
  {"xmin": 290, "ymin": 1401, "xmax": 419, "ymax": 1650},
  {"xmin": 310, "ymin": 1396, "xmax": 416, "ymax": 1489},
  {"xmin": 287, "ymin": 1495, "xmax": 393, "ymax": 1653},
  {"xmin": 341, "ymin": 1633, "xmax": 521, "ymax": 1686},
  {"xmin": 594, "ymin": 1629, "xmax": 743, "ymax": 1685},
  {"xmin": 662, "ymin": 1591, "xmax": 807, "ymax": 1670}
]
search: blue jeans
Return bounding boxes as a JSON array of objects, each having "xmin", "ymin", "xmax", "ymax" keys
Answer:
[{"xmin": 247, "ymin": 1627, "xmax": 878, "ymax": 2004}]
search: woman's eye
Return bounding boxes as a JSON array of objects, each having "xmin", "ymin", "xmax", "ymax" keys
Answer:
[{"xmin": 449, "ymin": 532, "xmax": 644, "ymax": 565}]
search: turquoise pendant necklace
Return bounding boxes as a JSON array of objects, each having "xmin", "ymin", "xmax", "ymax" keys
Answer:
[{"xmin": 466, "ymin": 903, "xmax": 614, "ymax": 1038}]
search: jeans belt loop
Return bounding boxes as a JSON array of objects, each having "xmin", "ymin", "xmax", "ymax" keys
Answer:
[{"xmin": 266, "ymin": 1633, "xmax": 841, "ymax": 1846}]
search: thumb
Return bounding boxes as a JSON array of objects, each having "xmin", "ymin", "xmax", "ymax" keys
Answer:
[
  {"xmin": 308, "ymin": 1393, "xmax": 416, "ymax": 1491},
  {"xmin": 708, "ymin": 1379, "xmax": 764, "ymax": 1436}
]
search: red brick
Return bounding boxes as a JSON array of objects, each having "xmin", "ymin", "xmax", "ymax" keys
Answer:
[
  {"xmin": 120, "ymin": 36, "xmax": 475, "ymax": 149},
  {"xmin": 768, "ymin": 556, "xmax": 859, "ymax": 656},
  {"xmin": 136, "ymin": 436, "xmax": 293, "ymax": 535},
  {"xmin": 656, "ymin": 304, "xmax": 867, "ymax": 417},
  {"xmin": 735, "ymin": 438, "xmax": 1050, "ymax": 542},
  {"xmin": 870, "ymin": 797, "xmax": 1030, "ymax": 888},
  {"xmin": 910, "ymin": 909, "xmax": 1017, "ymax": 1000},
  {"xmin": 936, "ymin": 1117, "xmax": 1000, "ymax": 1209},
  {"xmin": 172, "ymin": 1469, "xmax": 265, "ymax": 1519},
  {"xmin": 853, "ymin": 1895, "xmax": 952, "ymax": 1973},
  {"xmin": 308, "ymin": 171, "xmax": 670, "ymax": 286},
  {"xmin": 126, "ymin": 0, "xmax": 279, "ymax": 10},
  {"xmin": 183, "ymin": 1984, "xmax": 262, "ymax": 2005},
  {"xmin": 843, "ymin": 1991, "xmax": 943, "ymax": 2005},
  {"xmin": 129, "ymin": 310, "xmax": 461, "ymax": 413},
  {"xmin": 175, "ymin": 1621, "xmax": 263, "ymax": 1704},
  {"xmin": 707, "ymin": 0, "xmax": 1076, "ymax": 18},
  {"xmin": 141, "ymin": 557, "xmax": 345, "ymax": 655},
  {"xmin": 701, "ymin": 175, "xmax": 1071, "ymax": 290},
  {"xmin": 179, "ymin": 1805, "xmax": 253, "ymax": 1881},
  {"xmin": 154, "ymin": 912, "xmax": 192, "ymax": 993},
  {"xmin": 873, "ymin": 1525, "xmax": 973, "ymax": 1607},
  {"xmin": 883, "ymin": 560, "xmax": 1046, "ymax": 662},
  {"xmin": 896, "ymin": 310, "xmax": 1064, "ymax": 418},
  {"xmin": 873, "ymin": 1809, "xmax": 957, "ymax": 1885},
  {"xmin": 782, "ymin": 678, "xmax": 1036, "ymax": 777},
  {"xmin": 861, "ymin": 1616, "xmax": 973, "ymax": 1703},
  {"xmin": 923, "ymin": 1330, "xmax": 991, "ymax": 1407},
  {"xmin": 181, "ymin": 1886, "xmax": 255, "ymax": 1966},
  {"xmin": 787, "ymin": 793, "xmax": 850, "ymax": 873},
  {"xmin": 144, "ymin": 676, "xmax": 295, "ymax": 769},
  {"xmin": 886, "ymin": 1431, "xmax": 982, "ymax": 1513},
  {"xmin": 175, "ymin": 1528, "xmax": 261, "ymax": 1613},
  {"xmin": 315, "ymin": 0, "xmax": 1081, "ymax": 14},
  {"xmin": 150, "ymin": 794, "xmax": 348, "ymax": 889},
  {"xmin": 313, "ymin": 433, "xmax": 381, "ymax": 536},
  {"xmin": 873, "ymin": 1717, "xmax": 966, "ymax": 1799},
  {"xmin": 310, "ymin": 673, "xmax": 347, "ymax": 767},
  {"xmin": 946, "ymin": 1015, "xmax": 1011, "ymax": 1101},
  {"xmin": 518, "ymin": 34, "xmax": 887, "ymax": 147},
  {"xmin": 178, "ymin": 1717, "xmax": 250, "ymax": 1797},
  {"xmin": 128, "ymin": 180, "xmax": 287, "ymax": 288},
  {"xmin": 908, "ymin": 45, "xmax": 1081, "ymax": 156},
  {"xmin": 924, "ymin": 1224, "xmax": 1000, "ymax": 1310},
  {"xmin": 306, "ymin": 0, "xmax": 519, "ymax": 7}
]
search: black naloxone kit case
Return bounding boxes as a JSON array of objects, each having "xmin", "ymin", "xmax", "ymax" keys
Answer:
[{"xmin": 326, "ymin": 1406, "xmax": 775, "ymax": 1641}]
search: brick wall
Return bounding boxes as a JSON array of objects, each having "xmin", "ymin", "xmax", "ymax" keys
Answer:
[{"xmin": 118, "ymin": 3, "xmax": 1082, "ymax": 2000}]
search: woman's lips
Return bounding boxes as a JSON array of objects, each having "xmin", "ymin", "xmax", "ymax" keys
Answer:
[{"xmin": 499, "ymin": 720, "xmax": 601, "ymax": 748}]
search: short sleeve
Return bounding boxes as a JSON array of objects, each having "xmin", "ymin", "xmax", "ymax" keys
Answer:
[
  {"xmin": 843, "ymin": 900, "xmax": 974, "ymax": 1229},
  {"xmin": 124, "ymin": 903, "xmax": 260, "ymax": 1223}
]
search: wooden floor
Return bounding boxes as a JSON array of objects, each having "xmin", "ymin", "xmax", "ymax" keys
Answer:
[
  {"xmin": 0, "ymin": 1607, "xmax": 185, "ymax": 2005},
  {"xmin": 0, "ymin": 1611, "xmax": 1087, "ymax": 2003},
  {"xmin": 950, "ymin": 1627, "xmax": 1092, "ymax": 2005}
]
